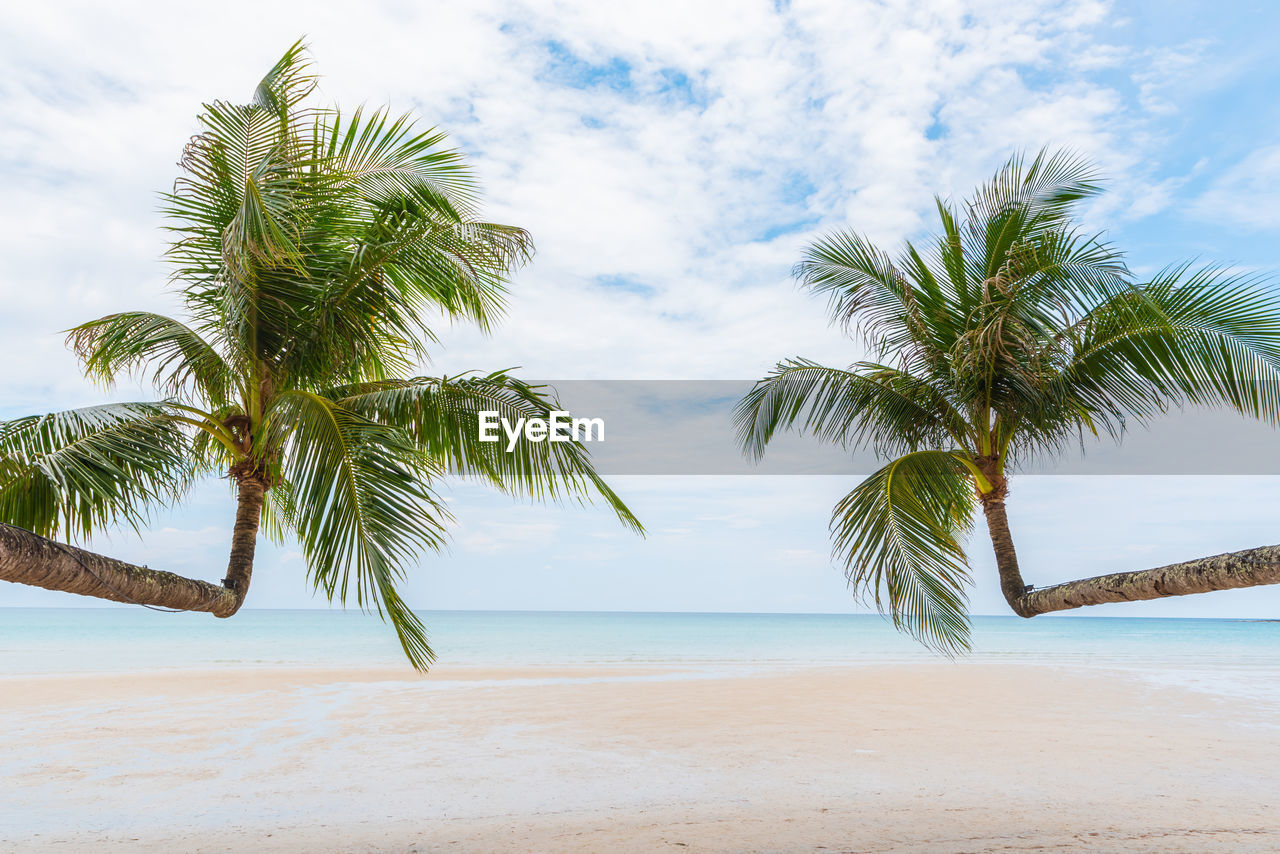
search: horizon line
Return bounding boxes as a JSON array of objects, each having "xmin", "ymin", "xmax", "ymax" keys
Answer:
[{"xmin": 0, "ymin": 605, "xmax": 1272, "ymax": 621}]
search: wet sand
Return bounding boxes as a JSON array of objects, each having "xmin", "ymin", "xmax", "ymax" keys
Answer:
[{"xmin": 2, "ymin": 661, "xmax": 1278, "ymax": 852}]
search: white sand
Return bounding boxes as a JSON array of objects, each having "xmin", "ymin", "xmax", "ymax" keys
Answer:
[{"xmin": 2, "ymin": 661, "xmax": 1278, "ymax": 852}]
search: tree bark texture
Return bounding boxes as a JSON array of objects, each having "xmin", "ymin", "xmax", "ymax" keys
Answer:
[
  {"xmin": 0, "ymin": 477, "xmax": 267, "ymax": 617},
  {"xmin": 981, "ymin": 493, "xmax": 1280, "ymax": 617},
  {"xmin": 0, "ymin": 522, "xmax": 238, "ymax": 615}
]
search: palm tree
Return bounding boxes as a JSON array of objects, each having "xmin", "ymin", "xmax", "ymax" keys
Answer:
[
  {"xmin": 735, "ymin": 150, "xmax": 1280, "ymax": 653},
  {"xmin": 0, "ymin": 43, "xmax": 640, "ymax": 669}
]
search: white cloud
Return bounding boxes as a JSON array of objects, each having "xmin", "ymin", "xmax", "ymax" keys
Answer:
[
  {"xmin": 1193, "ymin": 145, "xmax": 1280, "ymax": 231},
  {"xmin": 0, "ymin": 0, "xmax": 1189, "ymax": 409}
]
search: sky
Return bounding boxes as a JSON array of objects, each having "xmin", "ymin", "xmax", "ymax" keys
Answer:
[{"xmin": 3, "ymin": 0, "xmax": 1280, "ymax": 626}]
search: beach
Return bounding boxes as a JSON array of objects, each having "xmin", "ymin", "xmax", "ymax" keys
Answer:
[
  {"xmin": 4, "ymin": 652, "xmax": 1279, "ymax": 852},
  {"xmin": 6, "ymin": 3, "xmax": 1280, "ymax": 851}
]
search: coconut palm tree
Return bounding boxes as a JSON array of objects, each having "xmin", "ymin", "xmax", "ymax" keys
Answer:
[
  {"xmin": 735, "ymin": 150, "xmax": 1280, "ymax": 653},
  {"xmin": 0, "ymin": 43, "xmax": 640, "ymax": 669}
]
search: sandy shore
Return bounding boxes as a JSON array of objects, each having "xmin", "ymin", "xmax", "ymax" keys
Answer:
[{"xmin": 2, "ymin": 661, "xmax": 1278, "ymax": 852}]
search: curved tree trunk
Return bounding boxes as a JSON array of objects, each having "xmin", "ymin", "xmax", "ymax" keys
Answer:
[
  {"xmin": 981, "ymin": 492, "xmax": 1280, "ymax": 617},
  {"xmin": 1019, "ymin": 547, "xmax": 1280, "ymax": 615},
  {"xmin": 0, "ymin": 477, "xmax": 267, "ymax": 617},
  {"xmin": 0, "ymin": 522, "xmax": 239, "ymax": 615},
  {"xmin": 219, "ymin": 477, "xmax": 265, "ymax": 617},
  {"xmin": 979, "ymin": 494, "xmax": 1036, "ymax": 618}
]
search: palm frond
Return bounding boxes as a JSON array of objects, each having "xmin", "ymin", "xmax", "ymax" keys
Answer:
[
  {"xmin": 734, "ymin": 360, "xmax": 967, "ymax": 460},
  {"xmin": 380, "ymin": 220, "xmax": 533, "ymax": 332},
  {"xmin": 66, "ymin": 312, "xmax": 234, "ymax": 404},
  {"xmin": 968, "ymin": 148, "xmax": 1102, "ymax": 239},
  {"xmin": 795, "ymin": 229, "xmax": 923, "ymax": 352},
  {"xmin": 323, "ymin": 107, "xmax": 478, "ymax": 212},
  {"xmin": 333, "ymin": 372, "xmax": 643, "ymax": 534},
  {"xmin": 830, "ymin": 450, "xmax": 976, "ymax": 654},
  {"xmin": 266, "ymin": 390, "xmax": 450, "ymax": 669},
  {"xmin": 252, "ymin": 39, "xmax": 318, "ymax": 118},
  {"xmin": 1057, "ymin": 264, "xmax": 1280, "ymax": 428},
  {"xmin": 0, "ymin": 403, "xmax": 190, "ymax": 541}
]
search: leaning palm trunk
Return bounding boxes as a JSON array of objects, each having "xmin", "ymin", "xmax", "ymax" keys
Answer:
[
  {"xmin": 1022, "ymin": 551, "xmax": 1280, "ymax": 614},
  {"xmin": 0, "ymin": 476, "xmax": 266, "ymax": 617},
  {"xmin": 0, "ymin": 523, "xmax": 239, "ymax": 615},
  {"xmin": 977, "ymin": 491, "xmax": 1036, "ymax": 617},
  {"xmin": 219, "ymin": 477, "xmax": 266, "ymax": 615},
  {"xmin": 981, "ymin": 498, "xmax": 1280, "ymax": 616}
]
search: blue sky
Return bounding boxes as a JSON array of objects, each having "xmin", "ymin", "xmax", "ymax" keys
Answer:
[{"xmin": 3, "ymin": 0, "xmax": 1280, "ymax": 624}]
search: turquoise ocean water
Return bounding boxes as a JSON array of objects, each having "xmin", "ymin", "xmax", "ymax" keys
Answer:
[{"xmin": 3, "ymin": 608, "xmax": 1280, "ymax": 706}]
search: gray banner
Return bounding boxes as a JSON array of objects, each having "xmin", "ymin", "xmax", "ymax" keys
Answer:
[{"xmin": 507, "ymin": 381, "xmax": 1280, "ymax": 475}]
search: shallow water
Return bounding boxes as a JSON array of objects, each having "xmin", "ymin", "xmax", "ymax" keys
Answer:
[{"xmin": 4, "ymin": 607, "xmax": 1279, "ymax": 706}]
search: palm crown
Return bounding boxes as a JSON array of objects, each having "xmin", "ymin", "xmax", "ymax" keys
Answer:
[
  {"xmin": 737, "ymin": 150, "xmax": 1280, "ymax": 653},
  {"xmin": 1, "ymin": 43, "xmax": 639, "ymax": 668}
]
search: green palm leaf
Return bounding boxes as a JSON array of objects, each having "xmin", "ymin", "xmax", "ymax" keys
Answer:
[
  {"xmin": 1061, "ymin": 265, "xmax": 1280, "ymax": 425},
  {"xmin": 334, "ymin": 372, "xmax": 642, "ymax": 533},
  {"xmin": 795, "ymin": 229, "xmax": 922, "ymax": 351},
  {"xmin": 267, "ymin": 390, "xmax": 450, "ymax": 668},
  {"xmin": 831, "ymin": 450, "xmax": 976, "ymax": 655},
  {"xmin": 67, "ymin": 313, "xmax": 234, "ymax": 404},
  {"xmin": 0, "ymin": 403, "xmax": 190, "ymax": 541},
  {"xmin": 734, "ymin": 360, "xmax": 968, "ymax": 461}
]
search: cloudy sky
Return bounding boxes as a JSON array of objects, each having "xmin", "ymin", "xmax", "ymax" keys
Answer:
[{"xmin": 3, "ymin": 0, "xmax": 1280, "ymax": 625}]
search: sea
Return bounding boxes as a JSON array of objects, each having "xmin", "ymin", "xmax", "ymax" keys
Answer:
[{"xmin": 3, "ymin": 608, "xmax": 1280, "ymax": 708}]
